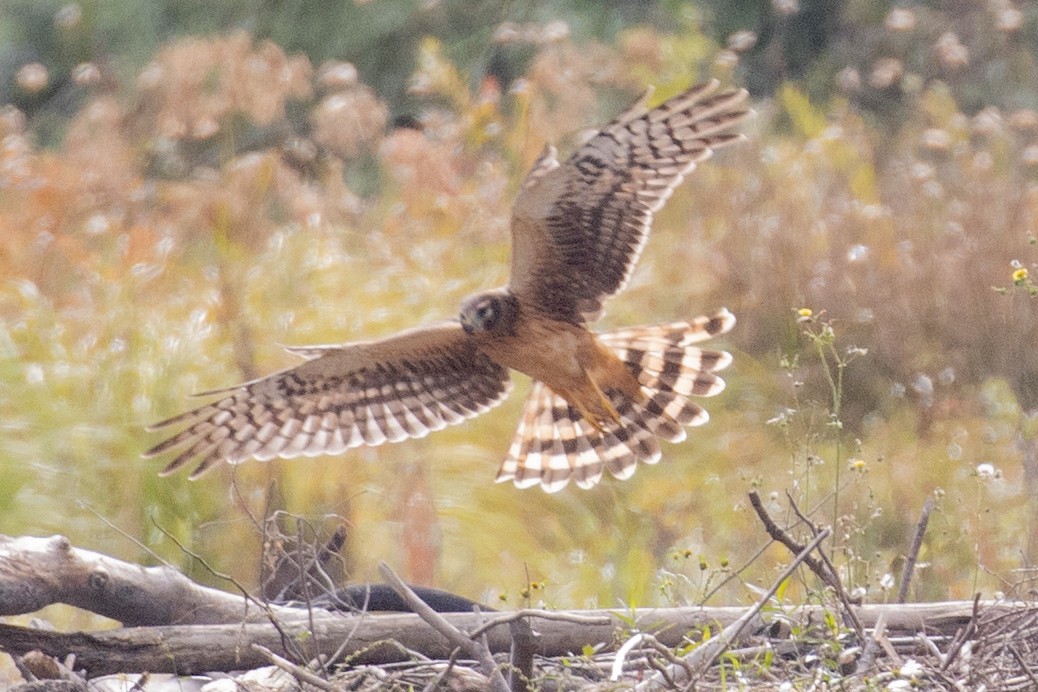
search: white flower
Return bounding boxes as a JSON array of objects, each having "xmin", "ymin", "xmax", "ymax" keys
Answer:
[
  {"xmin": 900, "ymin": 658, "xmax": 923, "ymax": 678},
  {"xmin": 879, "ymin": 573, "xmax": 895, "ymax": 590},
  {"xmin": 976, "ymin": 463, "xmax": 997, "ymax": 480}
]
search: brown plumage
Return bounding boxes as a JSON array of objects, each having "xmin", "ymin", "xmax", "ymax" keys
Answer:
[
  {"xmin": 145, "ymin": 80, "xmax": 748, "ymax": 491},
  {"xmin": 497, "ymin": 312, "xmax": 735, "ymax": 491}
]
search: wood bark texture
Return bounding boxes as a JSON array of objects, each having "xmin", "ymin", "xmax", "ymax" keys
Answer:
[{"xmin": 0, "ymin": 533, "xmax": 1019, "ymax": 677}]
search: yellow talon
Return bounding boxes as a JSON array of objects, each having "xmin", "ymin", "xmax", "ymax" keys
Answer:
[
  {"xmin": 581, "ymin": 367, "xmax": 623, "ymax": 430},
  {"xmin": 598, "ymin": 390, "xmax": 622, "ymax": 426}
]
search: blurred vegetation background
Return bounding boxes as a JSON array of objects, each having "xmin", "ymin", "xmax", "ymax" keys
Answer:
[{"xmin": 1, "ymin": 0, "xmax": 1037, "ymax": 642}]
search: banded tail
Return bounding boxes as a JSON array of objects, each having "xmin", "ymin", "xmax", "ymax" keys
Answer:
[{"xmin": 496, "ymin": 309, "xmax": 735, "ymax": 492}]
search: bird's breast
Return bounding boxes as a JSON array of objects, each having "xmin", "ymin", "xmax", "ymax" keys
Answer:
[{"xmin": 478, "ymin": 316, "xmax": 589, "ymax": 390}]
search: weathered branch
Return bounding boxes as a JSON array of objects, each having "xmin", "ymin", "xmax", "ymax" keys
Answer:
[
  {"xmin": 747, "ymin": 490, "xmax": 839, "ymax": 593},
  {"xmin": 898, "ymin": 496, "xmax": 935, "ymax": 604},
  {"xmin": 0, "ymin": 602, "xmax": 1016, "ymax": 677},
  {"xmin": 0, "ymin": 533, "xmax": 1026, "ymax": 680},
  {"xmin": 749, "ymin": 490, "xmax": 868, "ymax": 642},
  {"xmin": 378, "ymin": 562, "xmax": 510, "ymax": 692},
  {"xmin": 0, "ymin": 533, "xmax": 484, "ymax": 626},
  {"xmin": 0, "ymin": 534, "xmax": 288, "ymax": 626}
]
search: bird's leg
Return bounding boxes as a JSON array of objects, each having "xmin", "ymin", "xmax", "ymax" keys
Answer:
[
  {"xmin": 572, "ymin": 399, "xmax": 608, "ymax": 434},
  {"xmin": 580, "ymin": 367, "xmax": 623, "ymax": 431}
]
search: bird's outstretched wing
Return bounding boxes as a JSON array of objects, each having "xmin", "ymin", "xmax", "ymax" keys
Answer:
[
  {"xmin": 508, "ymin": 80, "xmax": 749, "ymax": 323},
  {"xmin": 144, "ymin": 322, "xmax": 511, "ymax": 478}
]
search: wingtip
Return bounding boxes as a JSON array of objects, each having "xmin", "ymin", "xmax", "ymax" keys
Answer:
[
  {"xmin": 140, "ymin": 434, "xmax": 181, "ymax": 457},
  {"xmin": 157, "ymin": 457, "xmax": 184, "ymax": 477},
  {"xmin": 186, "ymin": 467, "xmax": 208, "ymax": 481},
  {"xmin": 636, "ymin": 84, "xmax": 656, "ymax": 107},
  {"xmin": 144, "ymin": 411, "xmax": 188, "ymax": 432},
  {"xmin": 727, "ymin": 86, "xmax": 750, "ymax": 101}
]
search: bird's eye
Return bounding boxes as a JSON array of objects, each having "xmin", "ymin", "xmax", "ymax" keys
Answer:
[{"xmin": 477, "ymin": 300, "xmax": 497, "ymax": 324}]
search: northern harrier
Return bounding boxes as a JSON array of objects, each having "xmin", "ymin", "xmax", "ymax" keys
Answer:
[{"xmin": 145, "ymin": 80, "xmax": 748, "ymax": 492}]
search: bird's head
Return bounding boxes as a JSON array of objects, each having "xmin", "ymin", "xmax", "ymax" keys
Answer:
[{"xmin": 459, "ymin": 289, "xmax": 518, "ymax": 336}]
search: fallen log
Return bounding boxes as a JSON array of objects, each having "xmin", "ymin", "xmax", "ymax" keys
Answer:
[
  {"xmin": 0, "ymin": 533, "xmax": 1028, "ymax": 678},
  {"xmin": 0, "ymin": 599, "xmax": 1021, "ymax": 675}
]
